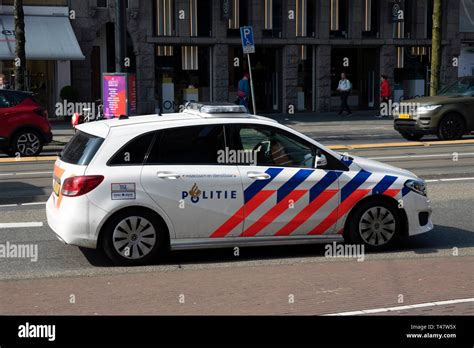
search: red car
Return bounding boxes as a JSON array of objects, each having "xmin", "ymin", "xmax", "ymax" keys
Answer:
[{"xmin": 0, "ymin": 90, "xmax": 52, "ymax": 157}]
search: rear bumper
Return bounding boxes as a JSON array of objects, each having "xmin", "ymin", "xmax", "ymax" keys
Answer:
[{"xmin": 46, "ymin": 194, "xmax": 98, "ymax": 249}]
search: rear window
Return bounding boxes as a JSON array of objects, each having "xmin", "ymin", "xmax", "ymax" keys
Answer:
[{"xmin": 60, "ymin": 131, "xmax": 104, "ymax": 165}]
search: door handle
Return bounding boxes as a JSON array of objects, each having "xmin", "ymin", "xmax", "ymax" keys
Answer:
[
  {"xmin": 157, "ymin": 172, "xmax": 181, "ymax": 180},
  {"xmin": 247, "ymin": 172, "xmax": 271, "ymax": 180}
]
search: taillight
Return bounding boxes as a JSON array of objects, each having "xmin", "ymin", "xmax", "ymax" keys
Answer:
[
  {"xmin": 33, "ymin": 108, "xmax": 48, "ymax": 118},
  {"xmin": 61, "ymin": 176, "xmax": 104, "ymax": 197}
]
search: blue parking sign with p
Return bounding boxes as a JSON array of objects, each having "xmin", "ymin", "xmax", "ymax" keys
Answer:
[{"xmin": 240, "ymin": 26, "xmax": 255, "ymax": 54}]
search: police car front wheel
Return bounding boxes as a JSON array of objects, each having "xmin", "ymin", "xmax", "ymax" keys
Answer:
[
  {"xmin": 347, "ymin": 200, "xmax": 402, "ymax": 251},
  {"xmin": 102, "ymin": 209, "xmax": 168, "ymax": 266}
]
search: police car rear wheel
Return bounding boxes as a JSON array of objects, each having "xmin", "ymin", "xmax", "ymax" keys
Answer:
[
  {"xmin": 102, "ymin": 209, "xmax": 166, "ymax": 266},
  {"xmin": 347, "ymin": 200, "xmax": 401, "ymax": 251}
]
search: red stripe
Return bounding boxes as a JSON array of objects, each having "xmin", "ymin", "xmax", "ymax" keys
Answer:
[
  {"xmin": 308, "ymin": 189, "xmax": 371, "ymax": 235},
  {"xmin": 242, "ymin": 190, "xmax": 308, "ymax": 237},
  {"xmin": 210, "ymin": 190, "xmax": 275, "ymax": 238},
  {"xmin": 275, "ymin": 189, "xmax": 338, "ymax": 236},
  {"xmin": 384, "ymin": 189, "xmax": 400, "ymax": 198}
]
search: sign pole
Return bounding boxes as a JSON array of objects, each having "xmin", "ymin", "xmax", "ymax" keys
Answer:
[{"xmin": 247, "ymin": 53, "xmax": 256, "ymax": 115}]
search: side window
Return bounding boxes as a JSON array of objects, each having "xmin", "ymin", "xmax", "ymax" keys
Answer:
[
  {"xmin": 146, "ymin": 125, "xmax": 226, "ymax": 165},
  {"xmin": 235, "ymin": 125, "xmax": 316, "ymax": 168},
  {"xmin": 0, "ymin": 92, "xmax": 11, "ymax": 108},
  {"xmin": 108, "ymin": 132, "xmax": 156, "ymax": 166}
]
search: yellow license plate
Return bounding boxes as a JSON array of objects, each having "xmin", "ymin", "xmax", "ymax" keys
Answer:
[
  {"xmin": 53, "ymin": 180, "xmax": 61, "ymax": 196},
  {"xmin": 399, "ymin": 114, "xmax": 411, "ymax": 119}
]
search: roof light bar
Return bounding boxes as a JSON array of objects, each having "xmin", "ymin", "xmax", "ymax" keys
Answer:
[{"xmin": 185, "ymin": 102, "xmax": 248, "ymax": 114}]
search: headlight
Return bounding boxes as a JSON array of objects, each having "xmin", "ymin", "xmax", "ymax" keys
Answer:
[
  {"xmin": 417, "ymin": 105, "xmax": 442, "ymax": 114},
  {"xmin": 404, "ymin": 179, "xmax": 427, "ymax": 196}
]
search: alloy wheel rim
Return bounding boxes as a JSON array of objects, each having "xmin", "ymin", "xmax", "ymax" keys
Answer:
[
  {"xmin": 441, "ymin": 117, "xmax": 463, "ymax": 139},
  {"xmin": 359, "ymin": 206, "xmax": 396, "ymax": 246},
  {"xmin": 17, "ymin": 133, "xmax": 40, "ymax": 156},
  {"xmin": 112, "ymin": 216, "xmax": 157, "ymax": 259}
]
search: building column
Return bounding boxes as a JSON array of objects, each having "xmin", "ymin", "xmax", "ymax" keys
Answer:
[
  {"xmin": 315, "ymin": 45, "xmax": 331, "ymax": 112},
  {"xmin": 282, "ymin": 45, "xmax": 299, "ymax": 113},
  {"xmin": 212, "ymin": 44, "xmax": 229, "ymax": 102},
  {"xmin": 442, "ymin": 0, "xmax": 460, "ymax": 84}
]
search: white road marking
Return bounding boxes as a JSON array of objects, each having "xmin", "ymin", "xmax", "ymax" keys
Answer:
[
  {"xmin": 0, "ymin": 222, "xmax": 44, "ymax": 229},
  {"xmin": 426, "ymin": 177, "xmax": 474, "ymax": 183},
  {"xmin": 0, "ymin": 202, "xmax": 48, "ymax": 208},
  {"xmin": 0, "ymin": 171, "xmax": 52, "ymax": 177},
  {"xmin": 369, "ymin": 152, "xmax": 474, "ymax": 160},
  {"xmin": 325, "ymin": 297, "xmax": 474, "ymax": 315}
]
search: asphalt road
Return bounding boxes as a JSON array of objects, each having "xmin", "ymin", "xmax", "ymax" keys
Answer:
[{"xmin": 0, "ymin": 120, "xmax": 473, "ymax": 314}]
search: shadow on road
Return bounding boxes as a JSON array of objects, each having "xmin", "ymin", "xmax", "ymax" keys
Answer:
[
  {"xmin": 79, "ymin": 224, "xmax": 473, "ymax": 268},
  {"xmin": 0, "ymin": 181, "xmax": 49, "ymax": 205}
]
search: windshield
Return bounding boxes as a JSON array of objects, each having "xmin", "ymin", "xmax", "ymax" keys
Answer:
[{"xmin": 439, "ymin": 78, "xmax": 474, "ymax": 97}]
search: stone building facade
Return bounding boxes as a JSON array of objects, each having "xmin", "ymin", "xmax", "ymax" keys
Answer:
[{"xmin": 69, "ymin": 0, "xmax": 463, "ymax": 115}]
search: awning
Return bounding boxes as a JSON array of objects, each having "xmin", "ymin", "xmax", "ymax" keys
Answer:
[{"xmin": 0, "ymin": 14, "xmax": 84, "ymax": 60}]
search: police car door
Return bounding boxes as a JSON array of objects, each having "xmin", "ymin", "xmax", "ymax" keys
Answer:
[
  {"xmin": 140, "ymin": 124, "xmax": 244, "ymax": 240},
  {"xmin": 225, "ymin": 123, "xmax": 342, "ymax": 238}
]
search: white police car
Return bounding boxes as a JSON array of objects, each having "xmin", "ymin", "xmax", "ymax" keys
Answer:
[{"xmin": 46, "ymin": 103, "xmax": 433, "ymax": 265}]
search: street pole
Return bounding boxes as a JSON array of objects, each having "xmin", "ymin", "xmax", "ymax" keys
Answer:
[
  {"xmin": 115, "ymin": 0, "xmax": 127, "ymax": 73},
  {"xmin": 247, "ymin": 53, "xmax": 256, "ymax": 115}
]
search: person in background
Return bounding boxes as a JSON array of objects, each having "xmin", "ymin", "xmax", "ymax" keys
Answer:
[
  {"xmin": 237, "ymin": 73, "xmax": 250, "ymax": 112},
  {"xmin": 0, "ymin": 74, "xmax": 9, "ymax": 89},
  {"xmin": 376, "ymin": 75, "xmax": 392, "ymax": 118},
  {"xmin": 337, "ymin": 72, "xmax": 352, "ymax": 115}
]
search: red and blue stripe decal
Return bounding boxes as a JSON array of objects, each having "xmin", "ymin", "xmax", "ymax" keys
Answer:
[{"xmin": 211, "ymin": 168, "xmax": 402, "ymax": 238}]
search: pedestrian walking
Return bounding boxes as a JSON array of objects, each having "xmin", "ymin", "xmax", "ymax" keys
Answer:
[
  {"xmin": 237, "ymin": 73, "xmax": 250, "ymax": 112},
  {"xmin": 337, "ymin": 72, "xmax": 352, "ymax": 115},
  {"xmin": 376, "ymin": 75, "xmax": 392, "ymax": 118}
]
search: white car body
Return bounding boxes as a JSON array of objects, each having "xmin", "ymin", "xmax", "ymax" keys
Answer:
[{"xmin": 46, "ymin": 105, "xmax": 433, "ymax": 260}]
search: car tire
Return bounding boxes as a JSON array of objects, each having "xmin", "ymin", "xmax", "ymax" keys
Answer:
[
  {"xmin": 346, "ymin": 199, "xmax": 402, "ymax": 252},
  {"xmin": 400, "ymin": 132, "xmax": 423, "ymax": 141},
  {"xmin": 437, "ymin": 113, "xmax": 465, "ymax": 140},
  {"xmin": 10, "ymin": 130, "xmax": 43, "ymax": 157},
  {"xmin": 102, "ymin": 208, "xmax": 169, "ymax": 266}
]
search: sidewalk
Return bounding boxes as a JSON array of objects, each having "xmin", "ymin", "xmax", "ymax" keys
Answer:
[{"xmin": 46, "ymin": 110, "xmax": 395, "ymax": 151}]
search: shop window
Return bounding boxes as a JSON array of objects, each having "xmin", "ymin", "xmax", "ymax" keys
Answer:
[
  {"xmin": 155, "ymin": 45, "xmax": 211, "ymax": 113},
  {"xmin": 362, "ymin": 0, "xmax": 379, "ymax": 38},
  {"xmin": 330, "ymin": 0, "xmax": 349, "ymax": 38}
]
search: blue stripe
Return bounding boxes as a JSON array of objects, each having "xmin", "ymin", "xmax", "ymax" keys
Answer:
[
  {"xmin": 277, "ymin": 169, "xmax": 313, "ymax": 202},
  {"xmin": 341, "ymin": 158, "xmax": 353, "ymax": 167},
  {"xmin": 244, "ymin": 168, "xmax": 283, "ymax": 203},
  {"xmin": 402, "ymin": 186, "xmax": 411, "ymax": 197},
  {"xmin": 372, "ymin": 175, "xmax": 397, "ymax": 195},
  {"xmin": 340, "ymin": 170, "xmax": 372, "ymax": 201},
  {"xmin": 309, "ymin": 171, "xmax": 342, "ymax": 202}
]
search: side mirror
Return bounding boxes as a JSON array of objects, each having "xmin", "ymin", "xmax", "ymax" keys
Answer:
[{"xmin": 315, "ymin": 154, "xmax": 328, "ymax": 169}]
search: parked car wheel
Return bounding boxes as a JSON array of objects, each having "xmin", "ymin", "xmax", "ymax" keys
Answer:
[
  {"xmin": 400, "ymin": 132, "xmax": 423, "ymax": 141},
  {"xmin": 102, "ymin": 208, "xmax": 168, "ymax": 266},
  {"xmin": 10, "ymin": 130, "xmax": 43, "ymax": 157},
  {"xmin": 437, "ymin": 113, "xmax": 465, "ymax": 140},
  {"xmin": 347, "ymin": 199, "xmax": 403, "ymax": 251}
]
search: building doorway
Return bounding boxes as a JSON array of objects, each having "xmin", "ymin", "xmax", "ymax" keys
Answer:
[
  {"xmin": 331, "ymin": 47, "xmax": 379, "ymax": 110},
  {"xmin": 228, "ymin": 46, "xmax": 282, "ymax": 113}
]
